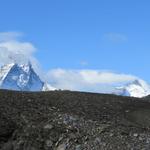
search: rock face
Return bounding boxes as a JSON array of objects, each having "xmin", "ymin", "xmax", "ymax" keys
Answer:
[
  {"xmin": 0, "ymin": 63, "xmax": 55, "ymax": 91},
  {"xmin": 1, "ymin": 90, "xmax": 150, "ymax": 149}
]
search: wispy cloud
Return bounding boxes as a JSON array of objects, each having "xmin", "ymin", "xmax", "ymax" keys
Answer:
[
  {"xmin": 0, "ymin": 31, "xmax": 43, "ymax": 77},
  {"xmin": 104, "ymin": 32, "xmax": 127, "ymax": 43},
  {"xmin": 80, "ymin": 61, "xmax": 88, "ymax": 66},
  {"xmin": 0, "ymin": 32, "xmax": 37, "ymax": 65},
  {"xmin": 46, "ymin": 69, "xmax": 137, "ymax": 93},
  {"xmin": 0, "ymin": 31, "xmax": 23, "ymax": 42},
  {"xmin": 0, "ymin": 41, "xmax": 36, "ymax": 63}
]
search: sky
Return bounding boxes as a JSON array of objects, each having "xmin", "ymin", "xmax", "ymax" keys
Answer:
[{"xmin": 0, "ymin": 0, "xmax": 150, "ymax": 91}]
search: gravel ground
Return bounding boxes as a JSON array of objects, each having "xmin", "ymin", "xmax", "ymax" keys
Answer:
[{"xmin": 0, "ymin": 90, "xmax": 150, "ymax": 150}]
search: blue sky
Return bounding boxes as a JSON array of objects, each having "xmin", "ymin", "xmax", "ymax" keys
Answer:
[{"xmin": 0, "ymin": 0, "xmax": 150, "ymax": 84}]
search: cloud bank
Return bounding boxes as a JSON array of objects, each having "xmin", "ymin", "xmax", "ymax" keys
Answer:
[
  {"xmin": 46, "ymin": 69, "xmax": 137, "ymax": 93},
  {"xmin": 0, "ymin": 31, "xmax": 41, "ymax": 74},
  {"xmin": 0, "ymin": 41, "xmax": 36, "ymax": 64},
  {"xmin": 0, "ymin": 32, "xmax": 36, "ymax": 65}
]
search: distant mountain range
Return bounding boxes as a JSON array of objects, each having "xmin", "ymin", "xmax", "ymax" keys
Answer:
[{"xmin": 0, "ymin": 63, "xmax": 150, "ymax": 98}]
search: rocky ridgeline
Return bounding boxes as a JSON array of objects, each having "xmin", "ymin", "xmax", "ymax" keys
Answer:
[{"xmin": 0, "ymin": 90, "xmax": 150, "ymax": 149}]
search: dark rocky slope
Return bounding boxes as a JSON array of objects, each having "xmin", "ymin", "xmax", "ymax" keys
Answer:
[{"xmin": 0, "ymin": 90, "xmax": 150, "ymax": 149}]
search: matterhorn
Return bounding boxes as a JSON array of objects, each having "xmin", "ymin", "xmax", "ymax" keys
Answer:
[{"xmin": 0, "ymin": 62, "xmax": 55, "ymax": 91}]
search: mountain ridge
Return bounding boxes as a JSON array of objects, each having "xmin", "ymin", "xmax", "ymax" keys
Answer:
[{"xmin": 0, "ymin": 63, "xmax": 150, "ymax": 98}]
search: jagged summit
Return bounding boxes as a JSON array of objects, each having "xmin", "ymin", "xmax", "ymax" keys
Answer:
[
  {"xmin": 115, "ymin": 79, "xmax": 150, "ymax": 98},
  {"xmin": 0, "ymin": 63, "xmax": 55, "ymax": 91}
]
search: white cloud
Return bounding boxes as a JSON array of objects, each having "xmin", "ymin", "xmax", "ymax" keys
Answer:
[
  {"xmin": 79, "ymin": 70, "xmax": 136, "ymax": 84},
  {"xmin": 46, "ymin": 69, "xmax": 137, "ymax": 93},
  {"xmin": 0, "ymin": 41, "xmax": 36, "ymax": 63},
  {"xmin": 104, "ymin": 33, "xmax": 127, "ymax": 43},
  {"xmin": 0, "ymin": 31, "xmax": 23, "ymax": 42},
  {"xmin": 80, "ymin": 61, "xmax": 88, "ymax": 66},
  {"xmin": 0, "ymin": 32, "xmax": 38, "ymax": 66}
]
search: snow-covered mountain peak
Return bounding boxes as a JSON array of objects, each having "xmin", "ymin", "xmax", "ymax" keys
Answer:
[
  {"xmin": 0, "ymin": 63, "xmax": 55, "ymax": 91},
  {"xmin": 131, "ymin": 79, "xmax": 142, "ymax": 86},
  {"xmin": 19, "ymin": 62, "xmax": 32, "ymax": 73},
  {"xmin": 42, "ymin": 83, "xmax": 56, "ymax": 91},
  {"xmin": 115, "ymin": 79, "xmax": 150, "ymax": 98}
]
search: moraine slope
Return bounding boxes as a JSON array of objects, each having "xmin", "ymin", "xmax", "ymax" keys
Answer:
[{"xmin": 0, "ymin": 90, "xmax": 150, "ymax": 149}]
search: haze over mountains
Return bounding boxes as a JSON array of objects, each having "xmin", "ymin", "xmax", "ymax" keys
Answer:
[{"xmin": 0, "ymin": 62, "xmax": 150, "ymax": 98}]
